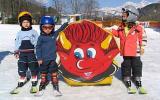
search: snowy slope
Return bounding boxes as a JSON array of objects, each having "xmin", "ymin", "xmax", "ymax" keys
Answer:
[{"xmin": 0, "ymin": 24, "xmax": 160, "ymax": 100}]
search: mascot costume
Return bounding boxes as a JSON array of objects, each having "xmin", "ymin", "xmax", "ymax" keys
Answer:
[{"xmin": 57, "ymin": 20, "xmax": 119, "ymax": 86}]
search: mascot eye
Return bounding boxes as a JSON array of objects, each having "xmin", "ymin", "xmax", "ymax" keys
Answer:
[
  {"xmin": 74, "ymin": 48, "xmax": 84, "ymax": 59},
  {"xmin": 87, "ymin": 48, "xmax": 96, "ymax": 58}
]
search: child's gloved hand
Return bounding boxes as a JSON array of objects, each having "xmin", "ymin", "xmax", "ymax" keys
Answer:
[
  {"xmin": 38, "ymin": 60, "xmax": 43, "ymax": 66},
  {"xmin": 14, "ymin": 50, "xmax": 19, "ymax": 59},
  {"xmin": 140, "ymin": 48, "xmax": 144, "ymax": 55},
  {"xmin": 14, "ymin": 54, "xmax": 19, "ymax": 59}
]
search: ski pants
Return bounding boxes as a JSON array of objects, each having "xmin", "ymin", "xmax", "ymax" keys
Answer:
[
  {"xmin": 18, "ymin": 52, "xmax": 39, "ymax": 77},
  {"xmin": 39, "ymin": 60, "xmax": 59, "ymax": 84},
  {"xmin": 39, "ymin": 60, "xmax": 58, "ymax": 74},
  {"xmin": 121, "ymin": 56, "xmax": 142, "ymax": 78}
]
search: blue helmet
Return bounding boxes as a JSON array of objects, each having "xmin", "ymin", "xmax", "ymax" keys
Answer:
[{"xmin": 40, "ymin": 16, "xmax": 55, "ymax": 25}]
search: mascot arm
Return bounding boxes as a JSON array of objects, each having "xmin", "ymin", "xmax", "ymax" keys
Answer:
[{"xmin": 55, "ymin": 22, "xmax": 69, "ymax": 37}]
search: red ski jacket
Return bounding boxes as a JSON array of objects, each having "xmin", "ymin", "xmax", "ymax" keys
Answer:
[{"xmin": 112, "ymin": 23, "xmax": 147, "ymax": 56}]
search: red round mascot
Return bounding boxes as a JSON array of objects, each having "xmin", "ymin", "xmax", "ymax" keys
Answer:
[{"xmin": 57, "ymin": 20, "xmax": 119, "ymax": 86}]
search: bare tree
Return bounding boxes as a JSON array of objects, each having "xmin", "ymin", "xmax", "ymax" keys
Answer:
[
  {"xmin": 52, "ymin": 0, "xmax": 65, "ymax": 15},
  {"xmin": 65, "ymin": 0, "xmax": 99, "ymax": 18},
  {"xmin": 82, "ymin": 0, "xmax": 99, "ymax": 19},
  {"xmin": 68, "ymin": 0, "xmax": 84, "ymax": 14},
  {"xmin": 0, "ymin": 0, "xmax": 59, "ymax": 24}
]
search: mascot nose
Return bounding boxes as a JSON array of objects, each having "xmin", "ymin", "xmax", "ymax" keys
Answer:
[
  {"xmin": 77, "ymin": 60, "xmax": 90, "ymax": 70},
  {"xmin": 77, "ymin": 59, "xmax": 99, "ymax": 70}
]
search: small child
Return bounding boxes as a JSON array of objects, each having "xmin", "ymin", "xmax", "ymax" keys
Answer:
[
  {"xmin": 112, "ymin": 5, "xmax": 147, "ymax": 94},
  {"xmin": 36, "ymin": 16, "xmax": 68, "ymax": 96},
  {"xmin": 11, "ymin": 11, "xmax": 39, "ymax": 94}
]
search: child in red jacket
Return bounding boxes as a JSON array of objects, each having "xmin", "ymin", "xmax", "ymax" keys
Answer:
[{"xmin": 112, "ymin": 5, "xmax": 147, "ymax": 94}]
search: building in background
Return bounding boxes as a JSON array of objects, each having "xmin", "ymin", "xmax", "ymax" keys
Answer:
[{"xmin": 61, "ymin": 14, "xmax": 83, "ymax": 24}]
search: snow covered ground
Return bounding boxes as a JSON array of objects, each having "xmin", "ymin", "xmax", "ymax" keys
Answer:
[{"xmin": 0, "ymin": 24, "xmax": 160, "ymax": 100}]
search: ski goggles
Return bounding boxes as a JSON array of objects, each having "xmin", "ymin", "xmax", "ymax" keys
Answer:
[
  {"xmin": 42, "ymin": 25, "xmax": 54, "ymax": 30},
  {"xmin": 122, "ymin": 8, "xmax": 138, "ymax": 16},
  {"xmin": 122, "ymin": 8, "xmax": 129, "ymax": 12}
]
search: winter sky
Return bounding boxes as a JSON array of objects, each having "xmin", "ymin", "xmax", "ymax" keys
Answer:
[
  {"xmin": 34, "ymin": 0, "xmax": 159, "ymax": 8},
  {"xmin": 99, "ymin": 0, "xmax": 159, "ymax": 7}
]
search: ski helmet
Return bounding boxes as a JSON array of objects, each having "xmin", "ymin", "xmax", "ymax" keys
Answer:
[
  {"xmin": 122, "ymin": 5, "xmax": 139, "ymax": 22},
  {"xmin": 40, "ymin": 16, "xmax": 55, "ymax": 25},
  {"xmin": 18, "ymin": 11, "xmax": 32, "ymax": 25}
]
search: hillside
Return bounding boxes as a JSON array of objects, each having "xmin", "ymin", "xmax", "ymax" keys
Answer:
[{"xmin": 139, "ymin": 3, "xmax": 160, "ymax": 21}]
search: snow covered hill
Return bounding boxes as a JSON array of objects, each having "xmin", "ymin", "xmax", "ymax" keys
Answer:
[
  {"xmin": 0, "ymin": 24, "xmax": 160, "ymax": 100},
  {"xmin": 99, "ymin": 0, "xmax": 154, "ymax": 16}
]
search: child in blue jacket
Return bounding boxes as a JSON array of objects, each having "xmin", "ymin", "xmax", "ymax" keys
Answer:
[{"xmin": 36, "ymin": 16, "xmax": 68, "ymax": 96}]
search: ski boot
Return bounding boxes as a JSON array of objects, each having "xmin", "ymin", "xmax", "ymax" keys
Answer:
[
  {"xmin": 30, "ymin": 76, "xmax": 38, "ymax": 93},
  {"xmin": 30, "ymin": 81, "xmax": 38, "ymax": 93},
  {"xmin": 135, "ymin": 77, "xmax": 147, "ymax": 94},
  {"xmin": 34, "ymin": 81, "xmax": 50, "ymax": 97},
  {"xmin": 10, "ymin": 82, "xmax": 24, "ymax": 94},
  {"xmin": 51, "ymin": 73, "xmax": 62, "ymax": 96},
  {"xmin": 53, "ymin": 84, "xmax": 62, "ymax": 96},
  {"xmin": 34, "ymin": 82, "xmax": 46, "ymax": 96},
  {"xmin": 123, "ymin": 77, "xmax": 136, "ymax": 94},
  {"xmin": 39, "ymin": 82, "xmax": 48, "ymax": 91},
  {"xmin": 10, "ymin": 77, "xmax": 30, "ymax": 94},
  {"xmin": 34, "ymin": 73, "xmax": 49, "ymax": 96},
  {"xmin": 125, "ymin": 81, "xmax": 137, "ymax": 94}
]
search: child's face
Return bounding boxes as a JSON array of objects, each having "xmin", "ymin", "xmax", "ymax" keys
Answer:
[
  {"xmin": 42, "ymin": 24, "xmax": 54, "ymax": 34},
  {"xmin": 122, "ymin": 12, "xmax": 128, "ymax": 21},
  {"xmin": 22, "ymin": 20, "xmax": 31, "ymax": 28}
]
